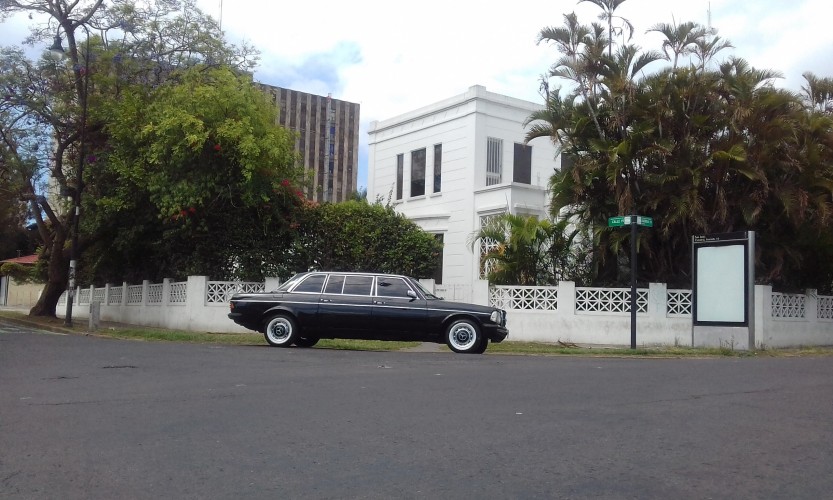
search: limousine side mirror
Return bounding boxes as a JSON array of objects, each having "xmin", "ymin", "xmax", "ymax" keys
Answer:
[{"xmin": 407, "ymin": 290, "xmax": 417, "ymax": 301}]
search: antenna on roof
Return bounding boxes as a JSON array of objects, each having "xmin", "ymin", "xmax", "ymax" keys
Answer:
[
  {"xmin": 707, "ymin": 2, "xmax": 712, "ymax": 32},
  {"xmin": 219, "ymin": 0, "xmax": 223, "ymax": 30}
]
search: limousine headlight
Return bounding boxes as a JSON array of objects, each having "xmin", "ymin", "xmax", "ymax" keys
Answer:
[{"xmin": 490, "ymin": 310, "xmax": 501, "ymax": 323}]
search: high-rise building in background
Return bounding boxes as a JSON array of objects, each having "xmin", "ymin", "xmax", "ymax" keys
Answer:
[{"xmin": 261, "ymin": 85, "xmax": 360, "ymax": 203}]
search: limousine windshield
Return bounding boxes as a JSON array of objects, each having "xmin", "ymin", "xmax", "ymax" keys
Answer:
[
  {"xmin": 412, "ymin": 280, "xmax": 440, "ymax": 300},
  {"xmin": 274, "ymin": 273, "xmax": 305, "ymax": 292}
]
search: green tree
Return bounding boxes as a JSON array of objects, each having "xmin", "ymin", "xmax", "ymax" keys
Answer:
[
  {"xmin": 0, "ymin": 0, "xmax": 258, "ymax": 316},
  {"xmin": 578, "ymin": 0, "xmax": 633, "ymax": 57},
  {"xmin": 0, "ymin": 143, "xmax": 38, "ymax": 259},
  {"xmin": 530, "ymin": 2, "xmax": 833, "ymax": 290},
  {"xmin": 289, "ymin": 201, "xmax": 443, "ymax": 279},
  {"xmin": 87, "ymin": 65, "xmax": 302, "ymax": 283},
  {"xmin": 470, "ymin": 213, "xmax": 592, "ymax": 286},
  {"xmin": 647, "ymin": 20, "xmax": 706, "ymax": 70}
]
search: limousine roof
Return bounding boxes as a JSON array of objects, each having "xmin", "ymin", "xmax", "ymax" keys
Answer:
[{"xmin": 294, "ymin": 271, "xmax": 414, "ymax": 278}]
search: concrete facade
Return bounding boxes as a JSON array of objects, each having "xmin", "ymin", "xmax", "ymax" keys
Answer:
[
  {"xmin": 0, "ymin": 277, "xmax": 43, "ymax": 308},
  {"xmin": 367, "ymin": 85, "xmax": 559, "ymax": 287},
  {"xmin": 260, "ymin": 85, "xmax": 360, "ymax": 203}
]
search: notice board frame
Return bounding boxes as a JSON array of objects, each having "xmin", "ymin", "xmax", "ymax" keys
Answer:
[{"xmin": 692, "ymin": 231, "xmax": 755, "ymax": 328}]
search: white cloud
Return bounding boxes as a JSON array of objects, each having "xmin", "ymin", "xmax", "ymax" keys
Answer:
[
  {"xmin": 3, "ymin": 1, "xmax": 831, "ymax": 189},
  {"xmin": 203, "ymin": 0, "xmax": 832, "ymax": 188}
]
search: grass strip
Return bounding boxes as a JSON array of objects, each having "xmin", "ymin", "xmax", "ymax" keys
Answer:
[{"xmin": 2, "ymin": 311, "xmax": 832, "ymax": 356}]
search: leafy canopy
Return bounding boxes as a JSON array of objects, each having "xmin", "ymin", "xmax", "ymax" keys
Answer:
[{"xmin": 529, "ymin": 1, "xmax": 833, "ymax": 290}]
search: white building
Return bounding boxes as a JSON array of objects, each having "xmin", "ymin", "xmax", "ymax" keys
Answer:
[{"xmin": 367, "ymin": 85, "xmax": 561, "ymax": 288}]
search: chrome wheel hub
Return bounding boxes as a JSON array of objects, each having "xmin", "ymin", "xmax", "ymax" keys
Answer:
[{"xmin": 450, "ymin": 324, "xmax": 476, "ymax": 350}]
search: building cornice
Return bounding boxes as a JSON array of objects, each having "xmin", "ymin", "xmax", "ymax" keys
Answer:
[{"xmin": 368, "ymin": 85, "xmax": 544, "ymax": 138}]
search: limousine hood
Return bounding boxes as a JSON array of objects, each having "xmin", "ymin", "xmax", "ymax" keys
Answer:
[{"xmin": 433, "ymin": 299, "xmax": 498, "ymax": 314}]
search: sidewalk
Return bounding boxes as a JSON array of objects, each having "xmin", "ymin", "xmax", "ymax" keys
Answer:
[{"xmin": 0, "ymin": 306, "xmax": 137, "ymax": 335}]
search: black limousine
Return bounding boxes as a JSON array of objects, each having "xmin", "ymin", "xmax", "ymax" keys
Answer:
[{"xmin": 228, "ymin": 272, "xmax": 508, "ymax": 354}]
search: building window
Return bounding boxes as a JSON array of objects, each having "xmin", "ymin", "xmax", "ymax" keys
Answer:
[
  {"xmin": 433, "ymin": 233, "xmax": 444, "ymax": 284},
  {"xmin": 411, "ymin": 148, "xmax": 426, "ymax": 197},
  {"xmin": 433, "ymin": 144, "xmax": 442, "ymax": 193},
  {"xmin": 513, "ymin": 143, "xmax": 532, "ymax": 184},
  {"xmin": 396, "ymin": 154, "xmax": 404, "ymax": 200},
  {"xmin": 479, "ymin": 213, "xmax": 504, "ymax": 279},
  {"xmin": 486, "ymin": 137, "xmax": 502, "ymax": 186}
]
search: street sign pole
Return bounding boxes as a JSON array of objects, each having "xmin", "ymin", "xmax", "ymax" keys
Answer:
[
  {"xmin": 608, "ymin": 214, "xmax": 653, "ymax": 349},
  {"xmin": 630, "ymin": 216, "xmax": 637, "ymax": 349}
]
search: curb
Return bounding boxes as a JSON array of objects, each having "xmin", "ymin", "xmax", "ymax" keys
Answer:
[{"xmin": 0, "ymin": 314, "xmax": 85, "ymax": 336}]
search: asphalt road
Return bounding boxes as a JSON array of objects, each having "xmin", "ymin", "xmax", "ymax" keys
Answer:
[{"xmin": 1, "ymin": 321, "xmax": 832, "ymax": 499}]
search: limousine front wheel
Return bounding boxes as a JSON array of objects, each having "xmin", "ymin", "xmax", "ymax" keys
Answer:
[
  {"xmin": 264, "ymin": 314, "xmax": 298, "ymax": 347},
  {"xmin": 446, "ymin": 319, "xmax": 484, "ymax": 354}
]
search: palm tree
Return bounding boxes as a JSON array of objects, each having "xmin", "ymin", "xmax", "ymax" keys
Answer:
[
  {"xmin": 578, "ymin": 0, "xmax": 634, "ymax": 57},
  {"xmin": 531, "ymin": 10, "xmax": 833, "ymax": 290},
  {"xmin": 469, "ymin": 213, "xmax": 588, "ymax": 286},
  {"xmin": 801, "ymin": 72, "xmax": 833, "ymax": 113},
  {"xmin": 646, "ymin": 20, "xmax": 706, "ymax": 70},
  {"xmin": 691, "ymin": 30, "xmax": 733, "ymax": 72},
  {"xmin": 538, "ymin": 13, "xmax": 608, "ymax": 140}
]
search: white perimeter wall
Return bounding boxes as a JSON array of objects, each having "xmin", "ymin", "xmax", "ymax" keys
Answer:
[{"xmin": 57, "ymin": 278, "xmax": 833, "ymax": 349}]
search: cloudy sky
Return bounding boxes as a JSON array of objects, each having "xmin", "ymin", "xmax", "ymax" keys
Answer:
[
  {"xmin": 4, "ymin": 0, "xmax": 832, "ymax": 190},
  {"xmin": 201, "ymin": 0, "xmax": 832, "ymax": 190}
]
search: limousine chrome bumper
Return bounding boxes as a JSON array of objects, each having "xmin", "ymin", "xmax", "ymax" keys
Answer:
[
  {"xmin": 228, "ymin": 312, "xmax": 259, "ymax": 332},
  {"xmin": 484, "ymin": 323, "xmax": 509, "ymax": 343}
]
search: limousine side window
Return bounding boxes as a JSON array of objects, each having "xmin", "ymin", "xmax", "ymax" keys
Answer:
[
  {"xmin": 324, "ymin": 274, "xmax": 345, "ymax": 294},
  {"xmin": 376, "ymin": 278, "xmax": 414, "ymax": 298},
  {"xmin": 342, "ymin": 275, "xmax": 374, "ymax": 295},
  {"xmin": 293, "ymin": 274, "xmax": 327, "ymax": 293}
]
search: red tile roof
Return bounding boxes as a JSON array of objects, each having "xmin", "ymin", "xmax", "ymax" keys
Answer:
[{"xmin": 1, "ymin": 254, "xmax": 38, "ymax": 265}]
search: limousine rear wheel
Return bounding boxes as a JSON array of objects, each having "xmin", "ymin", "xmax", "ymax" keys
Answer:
[
  {"xmin": 263, "ymin": 314, "xmax": 298, "ymax": 347},
  {"xmin": 446, "ymin": 319, "xmax": 484, "ymax": 354}
]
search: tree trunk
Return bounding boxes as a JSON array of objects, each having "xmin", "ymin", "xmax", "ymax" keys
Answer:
[{"xmin": 28, "ymin": 234, "xmax": 69, "ymax": 318}]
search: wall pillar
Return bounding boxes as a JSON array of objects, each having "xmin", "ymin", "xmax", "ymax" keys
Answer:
[
  {"xmin": 264, "ymin": 277, "xmax": 282, "ymax": 292},
  {"xmin": 558, "ymin": 281, "xmax": 576, "ymax": 317},
  {"xmin": 754, "ymin": 285, "xmax": 771, "ymax": 348},
  {"xmin": 162, "ymin": 278, "xmax": 171, "ymax": 307},
  {"xmin": 649, "ymin": 282, "xmax": 667, "ymax": 320},
  {"xmin": 472, "ymin": 279, "xmax": 489, "ymax": 306},
  {"xmin": 418, "ymin": 279, "xmax": 436, "ymax": 294},
  {"xmin": 141, "ymin": 280, "xmax": 150, "ymax": 306},
  {"xmin": 186, "ymin": 276, "xmax": 209, "ymax": 327},
  {"xmin": 806, "ymin": 289, "xmax": 818, "ymax": 323}
]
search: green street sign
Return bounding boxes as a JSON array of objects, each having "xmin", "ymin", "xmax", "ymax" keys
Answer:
[
  {"xmin": 608, "ymin": 215, "xmax": 653, "ymax": 228},
  {"xmin": 637, "ymin": 216, "xmax": 653, "ymax": 227},
  {"xmin": 608, "ymin": 216, "xmax": 627, "ymax": 227}
]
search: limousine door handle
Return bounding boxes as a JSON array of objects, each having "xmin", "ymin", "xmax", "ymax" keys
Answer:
[
  {"xmin": 374, "ymin": 300, "xmax": 386, "ymax": 305},
  {"xmin": 320, "ymin": 298, "xmax": 332, "ymax": 303}
]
